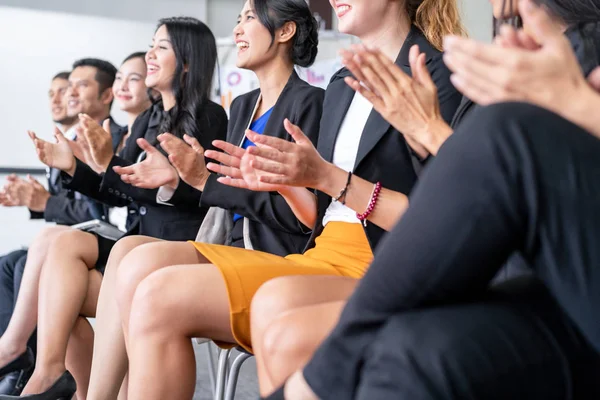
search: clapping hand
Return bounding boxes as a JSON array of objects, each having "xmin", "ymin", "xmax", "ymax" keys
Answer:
[
  {"xmin": 341, "ymin": 44, "xmax": 451, "ymax": 156},
  {"xmin": 28, "ymin": 128, "xmax": 75, "ymax": 174},
  {"xmin": 112, "ymin": 138, "xmax": 179, "ymax": 189},
  {"xmin": 0, "ymin": 175, "xmax": 50, "ymax": 211},
  {"xmin": 240, "ymin": 119, "xmax": 329, "ymax": 190},
  {"xmin": 442, "ymin": 0, "xmax": 598, "ymax": 114},
  {"xmin": 0, "ymin": 175, "xmax": 24, "ymax": 206},
  {"xmin": 72, "ymin": 125, "xmax": 105, "ymax": 173},
  {"xmin": 204, "ymin": 140, "xmax": 286, "ymax": 192},
  {"xmin": 159, "ymin": 133, "xmax": 210, "ymax": 191},
  {"xmin": 79, "ymin": 114, "xmax": 114, "ymax": 171}
]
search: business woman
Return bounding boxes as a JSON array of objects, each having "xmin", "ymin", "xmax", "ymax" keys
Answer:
[
  {"xmin": 270, "ymin": 3, "xmax": 600, "ymax": 398},
  {"xmin": 6, "ymin": 18, "xmax": 226, "ymax": 400},
  {"xmin": 117, "ymin": 0, "xmax": 463, "ymax": 398},
  {"xmin": 247, "ymin": 3, "xmax": 600, "ymax": 394},
  {"xmin": 118, "ymin": 0, "xmax": 324, "ymax": 257}
]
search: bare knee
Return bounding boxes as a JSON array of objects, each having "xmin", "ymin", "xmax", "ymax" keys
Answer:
[
  {"xmin": 29, "ymin": 225, "xmax": 70, "ymax": 251},
  {"xmin": 104, "ymin": 235, "xmax": 155, "ymax": 271},
  {"xmin": 128, "ymin": 272, "xmax": 172, "ymax": 337},
  {"xmin": 251, "ymin": 277, "xmax": 305, "ymax": 332},
  {"xmin": 261, "ymin": 315, "xmax": 310, "ymax": 378},
  {"xmin": 44, "ymin": 229, "xmax": 96, "ymax": 271},
  {"xmin": 116, "ymin": 244, "xmax": 156, "ymax": 296}
]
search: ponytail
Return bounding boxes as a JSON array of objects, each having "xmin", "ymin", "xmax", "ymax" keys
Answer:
[{"xmin": 406, "ymin": 0, "xmax": 467, "ymax": 50}]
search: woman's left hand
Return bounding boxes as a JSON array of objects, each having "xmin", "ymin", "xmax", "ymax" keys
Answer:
[
  {"xmin": 341, "ymin": 44, "xmax": 452, "ymax": 156},
  {"xmin": 113, "ymin": 138, "xmax": 179, "ymax": 189}
]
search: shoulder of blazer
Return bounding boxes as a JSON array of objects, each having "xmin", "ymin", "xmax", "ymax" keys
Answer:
[
  {"xmin": 230, "ymin": 88, "xmax": 261, "ymax": 120},
  {"xmin": 279, "ymin": 71, "xmax": 325, "ymax": 108},
  {"xmin": 396, "ymin": 25, "xmax": 442, "ymax": 69}
]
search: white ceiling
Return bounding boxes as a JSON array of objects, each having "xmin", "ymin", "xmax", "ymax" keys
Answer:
[{"xmin": 0, "ymin": 0, "xmax": 207, "ymax": 23}]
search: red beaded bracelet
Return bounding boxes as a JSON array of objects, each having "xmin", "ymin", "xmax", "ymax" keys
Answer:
[{"xmin": 356, "ymin": 181, "xmax": 382, "ymax": 226}]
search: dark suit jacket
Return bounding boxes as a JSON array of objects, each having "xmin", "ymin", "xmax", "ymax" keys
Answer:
[
  {"xmin": 30, "ymin": 119, "xmax": 125, "ymax": 225},
  {"xmin": 200, "ymin": 71, "xmax": 324, "ymax": 256},
  {"xmin": 62, "ymin": 101, "xmax": 228, "ymax": 241},
  {"xmin": 304, "ymin": 25, "xmax": 462, "ymax": 253}
]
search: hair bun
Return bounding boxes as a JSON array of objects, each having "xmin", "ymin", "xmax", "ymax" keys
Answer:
[{"xmin": 292, "ymin": 13, "xmax": 319, "ymax": 67}]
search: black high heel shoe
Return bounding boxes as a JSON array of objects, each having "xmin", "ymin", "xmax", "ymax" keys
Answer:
[
  {"xmin": 0, "ymin": 349, "xmax": 34, "ymax": 380},
  {"xmin": 0, "ymin": 371, "xmax": 76, "ymax": 400}
]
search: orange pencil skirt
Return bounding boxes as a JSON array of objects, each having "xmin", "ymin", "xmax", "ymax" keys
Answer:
[{"xmin": 190, "ymin": 222, "xmax": 373, "ymax": 353}]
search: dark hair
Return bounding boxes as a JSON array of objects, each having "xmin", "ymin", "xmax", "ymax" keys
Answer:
[
  {"xmin": 496, "ymin": 0, "xmax": 600, "ymax": 29},
  {"xmin": 53, "ymin": 71, "xmax": 70, "ymax": 81},
  {"xmin": 122, "ymin": 51, "xmax": 147, "ymax": 64},
  {"xmin": 534, "ymin": 0, "xmax": 600, "ymax": 25},
  {"xmin": 156, "ymin": 17, "xmax": 217, "ymax": 139},
  {"xmin": 252, "ymin": 0, "xmax": 319, "ymax": 67},
  {"xmin": 72, "ymin": 58, "xmax": 118, "ymax": 94}
]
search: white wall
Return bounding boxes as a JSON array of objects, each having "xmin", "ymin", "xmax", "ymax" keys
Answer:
[
  {"xmin": 0, "ymin": 6, "xmax": 158, "ymax": 168},
  {"xmin": 460, "ymin": 0, "xmax": 494, "ymax": 42}
]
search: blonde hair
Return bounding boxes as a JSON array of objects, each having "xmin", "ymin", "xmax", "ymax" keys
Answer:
[{"xmin": 406, "ymin": 0, "xmax": 467, "ymax": 50}]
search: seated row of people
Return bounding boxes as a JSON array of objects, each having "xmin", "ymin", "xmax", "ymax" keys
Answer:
[{"xmin": 0, "ymin": 0, "xmax": 598, "ymax": 399}]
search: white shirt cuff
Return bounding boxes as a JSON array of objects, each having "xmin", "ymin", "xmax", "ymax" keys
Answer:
[{"xmin": 156, "ymin": 185, "xmax": 176, "ymax": 205}]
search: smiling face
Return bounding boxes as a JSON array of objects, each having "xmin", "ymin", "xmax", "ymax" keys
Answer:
[
  {"xmin": 49, "ymin": 77, "xmax": 69, "ymax": 123},
  {"xmin": 66, "ymin": 66, "xmax": 109, "ymax": 119},
  {"xmin": 233, "ymin": 1, "xmax": 282, "ymax": 70},
  {"xmin": 145, "ymin": 24, "xmax": 177, "ymax": 92},
  {"xmin": 329, "ymin": 0, "xmax": 390, "ymax": 37},
  {"xmin": 113, "ymin": 57, "xmax": 151, "ymax": 114}
]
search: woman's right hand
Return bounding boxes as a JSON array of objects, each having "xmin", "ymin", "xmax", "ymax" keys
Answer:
[
  {"xmin": 28, "ymin": 128, "xmax": 75, "ymax": 175},
  {"xmin": 204, "ymin": 140, "xmax": 286, "ymax": 192},
  {"xmin": 158, "ymin": 133, "xmax": 210, "ymax": 191},
  {"xmin": 241, "ymin": 120, "xmax": 332, "ymax": 191},
  {"xmin": 79, "ymin": 114, "xmax": 115, "ymax": 172},
  {"xmin": 341, "ymin": 44, "xmax": 452, "ymax": 156}
]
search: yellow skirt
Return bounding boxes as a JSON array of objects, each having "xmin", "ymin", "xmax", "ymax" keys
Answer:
[{"xmin": 190, "ymin": 222, "xmax": 373, "ymax": 353}]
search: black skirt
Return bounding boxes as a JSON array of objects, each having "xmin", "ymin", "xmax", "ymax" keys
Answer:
[{"xmin": 95, "ymin": 234, "xmax": 117, "ymax": 275}]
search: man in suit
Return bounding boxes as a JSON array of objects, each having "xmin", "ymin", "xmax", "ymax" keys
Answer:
[{"xmin": 0, "ymin": 59, "xmax": 122, "ymax": 395}]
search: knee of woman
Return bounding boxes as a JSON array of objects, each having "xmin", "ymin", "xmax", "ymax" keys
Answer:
[
  {"xmin": 251, "ymin": 277, "xmax": 301, "ymax": 324},
  {"xmin": 45, "ymin": 229, "xmax": 89, "ymax": 259},
  {"xmin": 31, "ymin": 225, "xmax": 70, "ymax": 250},
  {"xmin": 108, "ymin": 235, "xmax": 151, "ymax": 264},
  {"xmin": 114, "ymin": 243, "xmax": 162, "ymax": 298},
  {"xmin": 261, "ymin": 317, "xmax": 307, "ymax": 372},
  {"xmin": 128, "ymin": 273, "xmax": 171, "ymax": 336}
]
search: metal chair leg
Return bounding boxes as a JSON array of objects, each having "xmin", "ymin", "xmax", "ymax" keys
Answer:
[
  {"xmin": 214, "ymin": 348, "xmax": 232, "ymax": 400},
  {"xmin": 224, "ymin": 352, "xmax": 253, "ymax": 400},
  {"xmin": 206, "ymin": 342, "xmax": 218, "ymax": 397}
]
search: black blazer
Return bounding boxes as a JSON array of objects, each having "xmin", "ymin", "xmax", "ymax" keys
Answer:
[
  {"xmin": 304, "ymin": 25, "xmax": 462, "ymax": 253},
  {"xmin": 31, "ymin": 119, "xmax": 125, "ymax": 225},
  {"xmin": 62, "ymin": 101, "xmax": 228, "ymax": 241},
  {"xmin": 200, "ymin": 71, "xmax": 324, "ymax": 256}
]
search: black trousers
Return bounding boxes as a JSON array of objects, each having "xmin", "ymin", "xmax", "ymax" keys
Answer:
[
  {"xmin": 0, "ymin": 250, "xmax": 36, "ymax": 355},
  {"xmin": 302, "ymin": 103, "xmax": 600, "ymax": 400}
]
